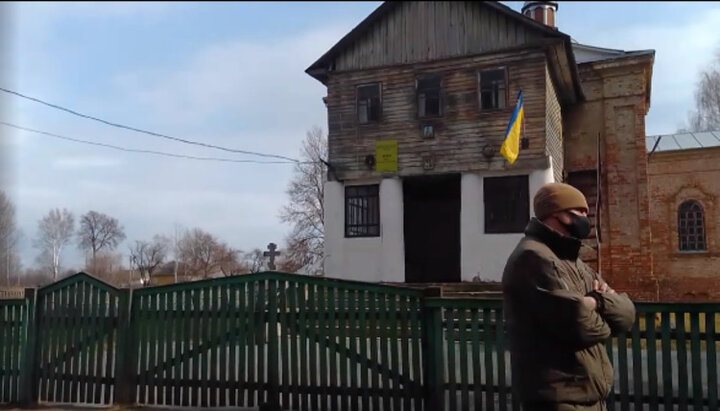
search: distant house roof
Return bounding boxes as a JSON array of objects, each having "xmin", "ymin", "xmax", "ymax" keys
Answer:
[
  {"xmin": 572, "ymin": 43, "xmax": 655, "ymax": 64},
  {"xmin": 646, "ymin": 131, "xmax": 720, "ymax": 153}
]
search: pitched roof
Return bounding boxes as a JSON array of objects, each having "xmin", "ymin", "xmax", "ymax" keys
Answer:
[
  {"xmin": 306, "ymin": 1, "xmax": 584, "ymax": 103},
  {"xmin": 572, "ymin": 43, "xmax": 655, "ymax": 64},
  {"xmin": 646, "ymin": 131, "xmax": 720, "ymax": 153}
]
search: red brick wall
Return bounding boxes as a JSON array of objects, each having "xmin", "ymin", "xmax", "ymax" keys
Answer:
[
  {"xmin": 648, "ymin": 148, "xmax": 720, "ymax": 302},
  {"xmin": 564, "ymin": 56, "xmax": 658, "ymax": 301}
]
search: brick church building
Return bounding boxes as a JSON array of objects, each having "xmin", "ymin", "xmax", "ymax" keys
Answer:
[{"xmin": 306, "ymin": 1, "xmax": 720, "ymax": 302}]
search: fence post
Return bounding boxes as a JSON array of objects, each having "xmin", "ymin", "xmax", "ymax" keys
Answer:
[
  {"xmin": 114, "ymin": 289, "xmax": 134, "ymax": 405},
  {"xmin": 19, "ymin": 288, "xmax": 39, "ymax": 407},
  {"xmin": 422, "ymin": 287, "xmax": 444, "ymax": 411}
]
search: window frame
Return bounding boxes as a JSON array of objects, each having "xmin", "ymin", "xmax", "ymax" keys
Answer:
[
  {"xmin": 356, "ymin": 82, "xmax": 382, "ymax": 124},
  {"xmin": 345, "ymin": 184, "xmax": 381, "ymax": 238},
  {"xmin": 483, "ymin": 175, "xmax": 530, "ymax": 234},
  {"xmin": 416, "ymin": 74, "xmax": 443, "ymax": 118},
  {"xmin": 677, "ymin": 200, "xmax": 707, "ymax": 252},
  {"xmin": 477, "ymin": 67, "xmax": 509, "ymax": 111}
]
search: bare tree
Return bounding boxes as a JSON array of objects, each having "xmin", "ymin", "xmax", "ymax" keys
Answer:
[
  {"xmin": 129, "ymin": 235, "xmax": 169, "ymax": 286},
  {"xmin": 0, "ymin": 190, "xmax": 20, "ymax": 286},
  {"xmin": 177, "ymin": 228, "xmax": 227, "ymax": 279},
  {"xmin": 242, "ymin": 248, "xmax": 266, "ymax": 273},
  {"xmin": 279, "ymin": 126, "xmax": 327, "ymax": 270},
  {"xmin": 91, "ymin": 251, "xmax": 125, "ymax": 286},
  {"xmin": 34, "ymin": 208, "xmax": 75, "ymax": 281},
  {"xmin": 78, "ymin": 211, "xmax": 126, "ymax": 271},
  {"xmin": 216, "ymin": 244, "xmax": 245, "ymax": 276},
  {"xmin": 687, "ymin": 47, "xmax": 720, "ymax": 132}
]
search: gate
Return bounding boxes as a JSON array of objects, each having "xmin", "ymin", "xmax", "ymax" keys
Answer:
[
  {"xmin": 34, "ymin": 273, "xmax": 121, "ymax": 405},
  {"xmin": 126, "ymin": 272, "xmax": 425, "ymax": 411}
]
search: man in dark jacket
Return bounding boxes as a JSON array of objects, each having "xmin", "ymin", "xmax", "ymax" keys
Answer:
[{"xmin": 502, "ymin": 182, "xmax": 636, "ymax": 411}]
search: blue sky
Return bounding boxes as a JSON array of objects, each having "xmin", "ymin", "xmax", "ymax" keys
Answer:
[{"xmin": 1, "ymin": 1, "xmax": 719, "ymax": 272}]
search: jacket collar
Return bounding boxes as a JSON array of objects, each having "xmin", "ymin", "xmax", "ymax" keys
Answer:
[{"xmin": 525, "ymin": 217, "xmax": 582, "ymax": 260}]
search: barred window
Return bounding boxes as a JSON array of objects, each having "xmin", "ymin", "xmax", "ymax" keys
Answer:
[
  {"xmin": 678, "ymin": 200, "xmax": 706, "ymax": 251},
  {"xmin": 345, "ymin": 185, "xmax": 380, "ymax": 237}
]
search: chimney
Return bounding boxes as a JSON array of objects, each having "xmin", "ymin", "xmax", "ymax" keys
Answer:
[{"xmin": 522, "ymin": 1, "xmax": 558, "ymax": 28}]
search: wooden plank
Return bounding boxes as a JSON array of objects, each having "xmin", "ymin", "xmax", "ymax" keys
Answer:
[
  {"xmin": 707, "ymin": 312, "xmax": 718, "ymax": 411},
  {"xmin": 389, "ymin": 294, "xmax": 401, "ymax": 411},
  {"xmin": 247, "ymin": 283, "xmax": 257, "ymax": 408},
  {"xmin": 1, "ymin": 304, "xmax": 7, "ymax": 403},
  {"xmin": 48, "ymin": 293, "xmax": 59, "ymax": 402},
  {"xmin": 689, "ymin": 312, "xmax": 702, "ymax": 410},
  {"xmin": 318, "ymin": 285, "xmax": 329, "ymax": 411},
  {"xmin": 206, "ymin": 286, "xmax": 215, "ymax": 408},
  {"xmin": 496, "ymin": 307, "xmax": 508, "ymax": 411},
  {"xmin": 219, "ymin": 285, "xmax": 228, "ymax": 407},
  {"xmin": 147, "ymin": 293, "xmax": 158, "ymax": 406},
  {"xmin": 369, "ymin": 293, "xmax": 380, "ymax": 411},
  {"xmin": 227, "ymin": 284, "xmax": 237, "ymax": 407},
  {"xmin": 257, "ymin": 281, "xmax": 266, "ymax": 407},
  {"xmin": 360, "ymin": 291, "xmax": 370, "ymax": 411},
  {"xmin": 458, "ymin": 308, "xmax": 469, "ymax": 411},
  {"xmin": 296, "ymin": 283, "xmax": 308, "ymax": 411},
  {"xmin": 380, "ymin": 293, "xmax": 391, "ymax": 411},
  {"xmin": 447, "ymin": 308, "xmax": 457, "ymax": 411},
  {"xmin": 308, "ymin": 284, "xmax": 318, "ymax": 411},
  {"xmin": 192, "ymin": 289, "xmax": 202, "ymax": 407},
  {"xmin": 104, "ymin": 291, "xmax": 116, "ymax": 405},
  {"xmin": 161, "ymin": 292, "xmax": 171, "ymax": 405},
  {"xmin": 631, "ymin": 318, "xmax": 642, "ymax": 411},
  {"xmin": 483, "ymin": 308, "xmax": 494, "ymax": 411},
  {"xmin": 181, "ymin": 290, "xmax": 190, "ymax": 407},
  {"xmin": 38, "ymin": 295, "xmax": 49, "ymax": 401},
  {"xmin": 288, "ymin": 282, "xmax": 299, "ymax": 410},
  {"xmin": 238, "ymin": 283, "xmax": 251, "ymax": 407},
  {"xmin": 617, "ymin": 331, "xmax": 629, "ymax": 411},
  {"xmin": 410, "ymin": 297, "xmax": 422, "ymax": 411},
  {"xmin": 661, "ymin": 312, "xmax": 673, "ymax": 411},
  {"xmin": 471, "ymin": 310, "xmax": 481, "ymax": 411},
  {"xmin": 62, "ymin": 284, "xmax": 75, "ymax": 403},
  {"xmin": 327, "ymin": 286, "xmax": 337, "ymax": 411},
  {"xmin": 338, "ymin": 288, "xmax": 349, "ymax": 411},
  {"xmin": 400, "ymin": 295, "xmax": 411, "ymax": 411},
  {"xmin": 267, "ymin": 280, "xmax": 280, "ymax": 409},
  {"xmin": 676, "ymin": 313, "xmax": 688, "ymax": 411},
  {"xmin": 171, "ymin": 291, "xmax": 181, "ymax": 406},
  {"xmin": 645, "ymin": 312, "xmax": 658, "ymax": 410},
  {"xmin": 348, "ymin": 289, "xmax": 358, "ymax": 411}
]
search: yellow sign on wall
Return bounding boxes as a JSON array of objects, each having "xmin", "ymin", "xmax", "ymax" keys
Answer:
[{"xmin": 375, "ymin": 140, "xmax": 398, "ymax": 172}]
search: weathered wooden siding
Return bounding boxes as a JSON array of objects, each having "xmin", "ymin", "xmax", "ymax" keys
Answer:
[
  {"xmin": 545, "ymin": 66, "xmax": 563, "ymax": 182},
  {"xmin": 326, "ymin": 50, "xmax": 551, "ymax": 180},
  {"xmin": 333, "ymin": 1, "xmax": 544, "ymax": 72}
]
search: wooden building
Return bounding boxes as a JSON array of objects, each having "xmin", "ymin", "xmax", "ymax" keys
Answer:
[{"xmin": 306, "ymin": 1, "xmax": 672, "ymax": 300}]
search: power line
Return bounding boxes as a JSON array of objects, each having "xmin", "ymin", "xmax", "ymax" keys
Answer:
[
  {"xmin": 0, "ymin": 86, "xmax": 299, "ymax": 162},
  {"xmin": 0, "ymin": 121, "xmax": 303, "ymax": 165}
]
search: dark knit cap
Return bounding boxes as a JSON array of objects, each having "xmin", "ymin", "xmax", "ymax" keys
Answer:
[{"xmin": 533, "ymin": 182, "xmax": 589, "ymax": 220}]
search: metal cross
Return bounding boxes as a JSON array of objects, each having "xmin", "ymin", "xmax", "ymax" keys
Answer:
[{"xmin": 263, "ymin": 242, "xmax": 281, "ymax": 271}]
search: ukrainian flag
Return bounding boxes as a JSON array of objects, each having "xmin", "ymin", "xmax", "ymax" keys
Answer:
[{"xmin": 500, "ymin": 90, "xmax": 524, "ymax": 164}]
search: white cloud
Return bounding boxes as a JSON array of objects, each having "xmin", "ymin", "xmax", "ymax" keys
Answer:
[{"xmin": 53, "ymin": 156, "xmax": 123, "ymax": 170}]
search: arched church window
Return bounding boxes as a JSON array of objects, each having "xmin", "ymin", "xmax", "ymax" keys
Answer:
[{"xmin": 678, "ymin": 200, "xmax": 706, "ymax": 251}]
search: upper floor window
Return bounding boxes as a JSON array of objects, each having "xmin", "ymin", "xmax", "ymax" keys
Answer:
[
  {"xmin": 345, "ymin": 185, "xmax": 380, "ymax": 237},
  {"xmin": 357, "ymin": 83, "xmax": 382, "ymax": 124},
  {"xmin": 417, "ymin": 75, "xmax": 442, "ymax": 118},
  {"xmin": 478, "ymin": 68, "xmax": 507, "ymax": 110},
  {"xmin": 484, "ymin": 175, "xmax": 529, "ymax": 234},
  {"xmin": 678, "ymin": 200, "xmax": 706, "ymax": 251}
]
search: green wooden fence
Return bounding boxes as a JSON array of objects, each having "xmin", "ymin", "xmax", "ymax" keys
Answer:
[{"xmin": 1, "ymin": 271, "xmax": 719, "ymax": 410}]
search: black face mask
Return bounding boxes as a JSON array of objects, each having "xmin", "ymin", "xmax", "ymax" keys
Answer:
[{"xmin": 563, "ymin": 213, "xmax": 591, "ymax": 239}]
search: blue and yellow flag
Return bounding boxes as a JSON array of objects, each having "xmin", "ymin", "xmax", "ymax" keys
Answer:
[{"xmin": 500, "ymin": 90, "xmax": 524, "ymax": 164}]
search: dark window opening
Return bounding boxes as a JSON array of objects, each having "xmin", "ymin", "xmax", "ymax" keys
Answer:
[
  {"xmin": 417, "ymin": 75, "xmax": 442, "ymax": 118},
  {"xmin": 484, "ymin": 175, "xmax": 529, "ymax": 233},
  {"xmin": 678, "ymin": 200, "xmax": 706, "ymax": 251},
  {"xmin": 345, "ymin": 185, "xmax": 380, "ymax": 237},
  {"xmin": 479, "ymin": 68, "xmax": 507, "ymax": 110},
  {"xmin": 357, "ymin": 83, "xmax": 381, "ymax": 124}
]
